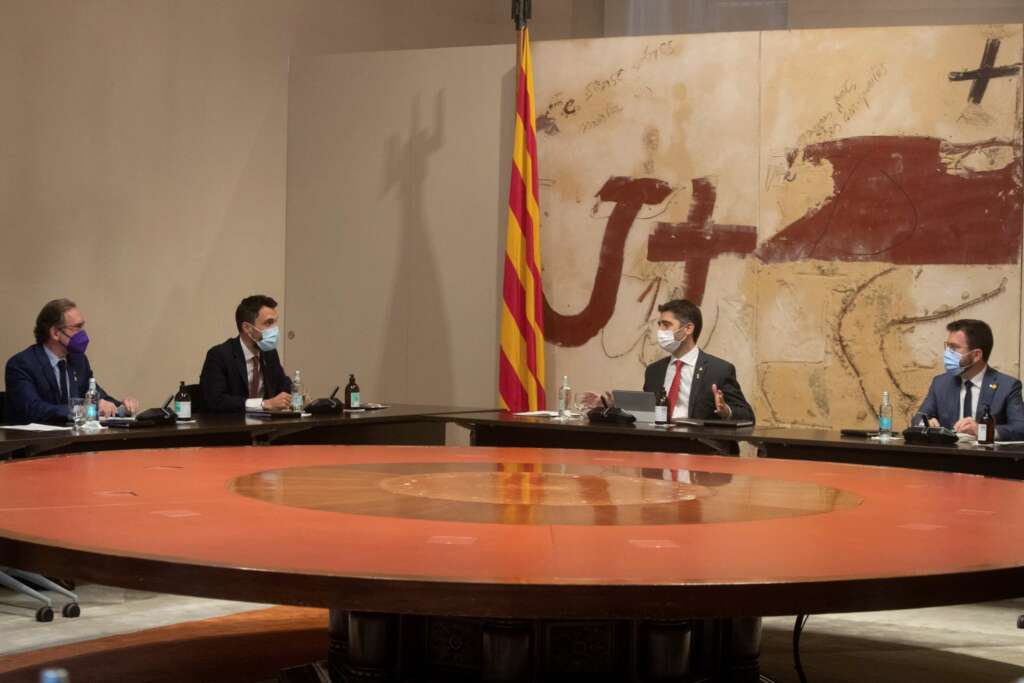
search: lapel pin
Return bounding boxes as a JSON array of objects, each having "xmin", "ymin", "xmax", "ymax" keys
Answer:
[{"xmin": 990, "ymin": 383, "xmax": 998, "ymax": 390}]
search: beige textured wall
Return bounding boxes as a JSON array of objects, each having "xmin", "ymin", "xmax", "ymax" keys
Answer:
[
  {"xmin": 0, "ymin": 0, "xmax": 598, "ymax": 407},
  {"xmin": 536, "ymin": 24, "xmax": 1023, "ymax": 429},
  {"xmin": 286, "ymin": 23, "xmax": 1023, "ymax": 427},
  {"xmin": 285, "ymin": 47, "xmax": 514, "ymax": 406}
]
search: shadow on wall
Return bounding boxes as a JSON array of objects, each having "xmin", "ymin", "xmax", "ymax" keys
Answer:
[{"xmin": 381, "ymin": 91, "xmax": 453, "ymax": 404}]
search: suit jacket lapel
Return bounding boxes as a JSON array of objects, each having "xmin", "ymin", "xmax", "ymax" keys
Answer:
[
  {"xmin": 688, "ymin": 351, "xmax": 708, "ymax": 418},
  {"xmin": 67, "ymin": 355, "xmax": 84, "ymax": 396},
  {"xmin": 233, "ymin": 338, "xmax": 250, "ymax": 392},
  {"xmin": 33, "ymin": 345, "xmax": 60, "ymax": 400},
  {"xmin": 976, "ymin": 367, "xmax": 999, "ymax": 415}
]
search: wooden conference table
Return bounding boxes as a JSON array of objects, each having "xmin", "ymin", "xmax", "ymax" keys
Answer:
[
  {"xmin": 0, "ymin": 404, "xmax": 472, "ymax": 460},
  {"xmin": 5, "ymin": 404, "xmax": 1024, "ymax": 479},
  {"xmin": 452, "ymin": 410, "xmax": 1024, "ymax": 479},
  {"xmin": 1, "ymin": 445, "xmax": 1024, "ymax": 682}
]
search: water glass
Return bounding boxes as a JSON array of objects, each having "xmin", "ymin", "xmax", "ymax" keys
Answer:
[
  {"xmin": 70, "ymin": 398, "xmax": 86, "ymax": 431},
  {"xmin": 572, "ymin": 392, "xmax": 590, "ymax": 419}
]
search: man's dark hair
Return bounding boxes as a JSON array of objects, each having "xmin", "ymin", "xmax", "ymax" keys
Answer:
[
  {"xmin": 34, "ymin": 298, "xmax": 77, "ymax": 344},
  {"xmin": 235, "ymin": 295, "xmax": 278, "ymax": 332},
  {"xmin": 947, "ymin": 319, "xmax": 993, "ymax": 361},
  {"xmin": 657, "ymin": 299, "xmax": 703, "ymax": 341}
]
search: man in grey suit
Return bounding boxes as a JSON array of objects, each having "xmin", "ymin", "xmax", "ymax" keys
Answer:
[
  {"xmin": 919, "ymin": 318, "xmax": 1024, "ymax": 439},
  {"xmin": 642, "ymin": 299, "xmax": 755, "ymax": 423}
]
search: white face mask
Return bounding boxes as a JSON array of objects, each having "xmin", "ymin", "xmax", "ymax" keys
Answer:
[{"xmin": 657, "ymin": 328, "xmax": 683, "ymax": 353}]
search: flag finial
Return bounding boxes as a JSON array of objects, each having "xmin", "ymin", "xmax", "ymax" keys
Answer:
[{"xmin": 512, "ymin": 0, "xmax": 531, "ymax": 30}]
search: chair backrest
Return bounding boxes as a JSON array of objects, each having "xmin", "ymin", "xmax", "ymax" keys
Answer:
[
  {"xmin": 0, "ymin": 391, "xmax": 5, "ymax": 424},
  {"xmin": 184, "ymin": 383, "xmax": 205, "ymax": 415}
]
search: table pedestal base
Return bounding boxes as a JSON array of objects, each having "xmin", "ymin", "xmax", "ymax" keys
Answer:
[{"xmin": 328, "ymin": 610, "xmax": 761, "ymax": 683}]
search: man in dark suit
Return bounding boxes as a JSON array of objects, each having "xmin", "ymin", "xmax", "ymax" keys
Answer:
[
  {"xmin": 919, "ymin": 318, "xmax": 1024, "ymax": 440},
  {"xmin": 200, "ymin": 295, "xmax": 293, "ymax": 413},
  {"xmin": 643, "ymin": 299, "xmax": 754, "ymax": 423},
  {"xmin": 4, "ymin": 299, "xmax": 139, "ymax": 424}
]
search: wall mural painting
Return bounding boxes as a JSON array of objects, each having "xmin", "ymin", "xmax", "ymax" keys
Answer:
[{"xmin": 535, "ymin": 25, "xmax": 1023, "ymax": 429}]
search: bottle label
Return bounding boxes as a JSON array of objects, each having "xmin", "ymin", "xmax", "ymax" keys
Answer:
[
  {"xmin": 978, "ymin": 424, "xmax": 987, "ymax": 442},
  {"xmin": 86, "ymin": 404, "xmax": 97, "ymax": 420},
  {"xmin": 655, "ymin": 406, "xmax": 668, "ymax": 423},
  {"xmin": 175, "ymin": 401, "xmax": 192, "ymax": 419},
  {"xmin": 350, "ymin": 392, "xmax": 360, "ymax": 408},
  {"xmin": 291, "ymin": 394, "xmax": 303, "ymax": 412},
  {"xmin": 879, "ymin": 416, "xmax": 892, "ymax": 431}
]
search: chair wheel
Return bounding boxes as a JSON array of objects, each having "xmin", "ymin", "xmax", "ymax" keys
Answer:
[
  {"xmin": 62, "ymin": 603, "xmax": 80, "ymax": 618},
  {"xmin": 35, "ymin": 606, "xmax": 54, "ymax": 622}
]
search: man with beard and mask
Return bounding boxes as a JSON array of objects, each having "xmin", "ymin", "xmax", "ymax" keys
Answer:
[
  {"xmin": 643, "ymin": 298, "xmax": 755, "ymax": 423},
  {"xmin": 200, "ymin": 294, "xmax": 293, "ymax": 413},
  {"xmin": 4, "ymin": 299, "xmax": 139, "ymax": 424},
  {"xmin": 918, "ymin": 318, "xmax": 1024, "ymax": 439}
]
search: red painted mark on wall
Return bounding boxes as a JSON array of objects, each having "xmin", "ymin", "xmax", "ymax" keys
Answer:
[
  {"xmin": 647, "ymin": 177, "xmax": 757, "ymax": 305},
  {"xmin": 755, "ymin": 136, "xmax": 1022, "ymax": 264},
  {"xmin": 542, "ymin": 177, "xmax": 672, "ymax": 347},
  {"xmin": 544, "ymin": 136, "xmax": 1022, "ymax": 348}
]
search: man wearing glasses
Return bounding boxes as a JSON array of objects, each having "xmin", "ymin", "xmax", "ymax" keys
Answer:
[
  {"xmin": 918, "ymin": 318, "xmax": 1024, "ymax": 439},
  {"xmin": 3, "ymin": 299, "xmax": 139, "ymax": 424}
]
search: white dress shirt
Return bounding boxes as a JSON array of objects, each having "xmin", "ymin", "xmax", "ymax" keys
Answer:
[
  {"xmin": 959, "ymin": 365, "xmax": 986, "ymax": 422},
  {"xmin": 241, "ymin": 339, "xmax": 265, "ymax": 412},
  {"xmin": 663, "ymin": 345, "xmax": 700, "ymax": 420}
]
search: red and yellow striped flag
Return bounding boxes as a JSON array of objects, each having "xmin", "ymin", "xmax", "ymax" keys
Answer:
[{"xmin": 499, "ymin": 27, "xmax": 545, "ymax": 412}]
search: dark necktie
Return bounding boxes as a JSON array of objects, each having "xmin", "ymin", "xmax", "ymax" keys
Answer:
[
  {"xmin": 667, "ymin": 360, "xmax": 684, "ymax": 419},
  {"xmin": 249, "ymin": 355, "xmax": 262, "ymax": 399},
  {"xmin": 963, "ymin": 379, "xmax": 973, "ymax": 420},
  {"xmin": 57, "ymin": 359, "xmax": 69, "ymax": 406}
]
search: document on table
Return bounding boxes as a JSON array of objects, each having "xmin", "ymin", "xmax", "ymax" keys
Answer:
[
  {"xmin": 514, "ymin": 410, "xmax": 561, "ymax": 417},
  {"xmin": 1, "ymin": 423, "xmax": 73, "ymax": 432}
]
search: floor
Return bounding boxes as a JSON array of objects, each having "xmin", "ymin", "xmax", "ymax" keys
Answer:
[{"xmin": 0, "ymin": 583, "xmax": 1022, "ymax": 681}]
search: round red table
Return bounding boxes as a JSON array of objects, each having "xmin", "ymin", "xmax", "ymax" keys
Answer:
[{"xmin": 2, "ymin": 445, "xmax": 1023, "ymax": 681}]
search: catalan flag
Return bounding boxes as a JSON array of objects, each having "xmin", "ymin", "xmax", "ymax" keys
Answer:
[{"xmin": 499, "ymin": 26, "xmax": 545, "ymax": 412}]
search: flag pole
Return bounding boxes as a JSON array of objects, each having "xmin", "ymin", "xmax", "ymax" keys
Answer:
[
  {"xmin": 500, "ymin": 0, "xmax": 545, "ymax": 412},
  {"xmin": 512, "ymin": 0, "xmax": 532, "ymax": 70}
]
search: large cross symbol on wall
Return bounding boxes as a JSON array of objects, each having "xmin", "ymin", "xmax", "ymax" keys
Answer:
[
  {"xmin": 948, "ymin": 38, "xmax": 1022, "ymax": 104},
  {"xmin": 647, "ymin": 177, "xmax": 757, "ymax": 305}
]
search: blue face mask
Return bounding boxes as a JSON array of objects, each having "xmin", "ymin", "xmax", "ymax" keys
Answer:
[
  {"xmin": 251, "ymin": 325, "xmax": 279, "ymax": 353},
  {"xmin": 943, "ymin": 347, "xmax": 965, "ymax": 374}
]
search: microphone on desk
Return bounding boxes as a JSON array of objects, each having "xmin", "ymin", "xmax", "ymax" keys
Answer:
[
  {"xmin": 329, "ymin": 386, "xmax": 340, "ymax": 400},
  {"xmin": 306, "ymin": 387, "xmax": 344, "ymax": 415}
]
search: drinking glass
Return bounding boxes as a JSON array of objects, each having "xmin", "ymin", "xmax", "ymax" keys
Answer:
[
  {"xmin": 573, "ymin": 392, "xmax": 590, "ymax": 420},
  {"xmin": 70, "ymin": 398, "xmax": 86, "ymax": 431}
]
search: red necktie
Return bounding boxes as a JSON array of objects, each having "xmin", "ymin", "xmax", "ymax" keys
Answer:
[
  {"xmin": 249, "ymin": 355, "xmax": 262, "ymax": 399},
  {"xmin": 667, "ymin": 360, "xmax": 684, "ymax": 419}
]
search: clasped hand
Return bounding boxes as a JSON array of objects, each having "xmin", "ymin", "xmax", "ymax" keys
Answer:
[{"xmin": 262, "ymin": 392, "xmax": 293, "ymax": 411}]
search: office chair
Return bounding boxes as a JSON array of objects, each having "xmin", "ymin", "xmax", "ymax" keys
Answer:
[
  {"xmin": 0, "ymin": 568, "xmax": 80, "ymax": 622},
  {"xmin": 0, "ymin": 391, "xmax": 6, "ymax": 424}
]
